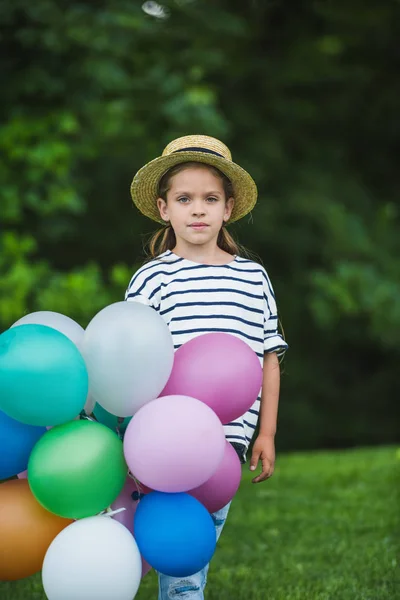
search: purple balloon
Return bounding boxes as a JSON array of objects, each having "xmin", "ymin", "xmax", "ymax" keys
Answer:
[
  {"xmin": 161, "ymin": 333, "xmax": 263, "ymax": 424},
  {"xmin": 123, "ymin": 395, "xmax": 225, "ymax": 493},
  {"xmin": 189, "ymin": 441, "xmax": 242, "ymax": 513},
  {"xmin": 111, "ymin": 476, "xmax": 151, "ymax": 578}
]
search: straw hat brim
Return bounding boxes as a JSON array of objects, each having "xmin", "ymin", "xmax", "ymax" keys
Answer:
[{"xmin": 130, "ymin": 151, "xmax": 257, "ymax": 224}]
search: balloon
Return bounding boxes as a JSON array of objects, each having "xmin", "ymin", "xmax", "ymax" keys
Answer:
[
  {"xmin": 161, "ymin": 332, "xmax": 263, "ymax": 424},
  {"xmin": 17, "ymin": 469, "xmax": 28, "ymax": 479},
  {"xmin": 0, "ymin": 324, "xmax": 88, "ymax": 426},
  {"xmin": 42, "ymin": 516, "xmax": 142, "ymax": 600},
  {"xmin": 0, "ymin": 479, "xmax": 73, "ymax": 581},
  {"xmin": 93, "ymin": 402, "xmax": 132, "ymax": 434},
  {"xmin": 0, "ymin": 409, "xmax": 46, "ymax": 480},
  {"xmin": 189, "ymin": 441, "xmax": 242, "ymax": 513},
  {"xmin": 111, "ymin": 476, "xmax": 151, "ymax": 578},
  {"xmin": 81, "ymin": 302, "xmax": 174, "ymax": 417},
  {"xmin": 28, "ymin": 420, "xmax": 127, "ymax": 519},
  {"xmin": 124, "ymin": 395, "xmax": 225, "ymax": 493},
  {"xmin": 12, "ymin": 311, "xmax": 84, "ymax": 349},
  {"xmin": 11, "ymin": 311, "xmax": 95, "ymax": 417},
  {"xmin": 135, "ymin": 492, "xmax": 216, "ymax": 577}
]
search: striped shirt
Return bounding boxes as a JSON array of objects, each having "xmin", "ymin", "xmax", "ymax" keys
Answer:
[{"xmin": 125, "ymin": 250, "xmax": 288, "ymax": 459}]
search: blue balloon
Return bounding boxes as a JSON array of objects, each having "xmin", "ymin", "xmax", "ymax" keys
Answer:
[
  {"xmin": 134, "ymin": 492, "xmax": 216, "ymax": 577},
  {"xmin": 0, "ymin": 409, "xmax": 46, "ymax": 480},
  {"xmin": 0, "ymin": 324, "xmax": 88, "ymax": 426},
  {"xmin": 93, "ymin": 403, "xmax": 131, "ymax": 434}
]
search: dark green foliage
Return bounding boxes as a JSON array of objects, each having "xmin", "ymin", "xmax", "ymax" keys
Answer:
[{"xmin": 1, "ymin": 0, "xmax": 399, "ymax": 449}]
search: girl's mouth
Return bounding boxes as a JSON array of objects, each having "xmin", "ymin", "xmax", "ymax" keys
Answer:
[{"xmin": 189, "ymin": 223, "xmax": 209, "ymax": 230}]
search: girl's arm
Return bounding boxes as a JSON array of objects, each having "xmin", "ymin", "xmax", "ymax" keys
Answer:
[{"xmin": 250, "ymin": 351, "xmax": 280, "ymax": 483}]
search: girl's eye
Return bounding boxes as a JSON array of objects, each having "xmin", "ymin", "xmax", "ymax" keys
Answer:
[
  {"xmin": 207, "ymin": 197, "xmax": 219, "ymax": 203},
  {"xmin": 177, "ymin": 196, "xmax": 190, "ymax": 203}
]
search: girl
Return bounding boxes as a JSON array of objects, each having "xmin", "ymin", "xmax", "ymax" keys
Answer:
[{"xmin": 125, "ymin": 135, "xmax": 288, "ymax": 599}]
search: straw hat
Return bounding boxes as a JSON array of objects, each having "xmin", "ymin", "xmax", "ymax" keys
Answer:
[{"xmin": 130, "ymin": 135, "xmax": 258, "ymax": 224}]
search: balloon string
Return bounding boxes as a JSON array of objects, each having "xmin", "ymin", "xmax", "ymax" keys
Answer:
[
  {"xmin": 116, "ymin": 416, "xmax": 125, "ymax": 440},
  {"xmin": 99, "ymin": 507, "xmax": 127, "ymax": 518},
  {"xmin": 79, "ymin": 410, "xmax": 95, "ymax": 422},
  {"xmin": 127, "ymin": 471, "xmax": 147, "ymax": 496}
]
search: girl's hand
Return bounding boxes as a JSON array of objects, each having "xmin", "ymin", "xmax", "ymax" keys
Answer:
[{"xmin": 249, "ymin": 434, "xmax": 275, "ymax": 483}]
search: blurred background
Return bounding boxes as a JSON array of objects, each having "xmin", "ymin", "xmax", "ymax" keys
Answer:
[{"xmin": 1, "ymin": 0, "xmax": 399, "ymax": 453}]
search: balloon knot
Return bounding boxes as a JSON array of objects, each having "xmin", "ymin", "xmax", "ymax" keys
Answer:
[{"xmin": 131, "ymin": 491, "xmax": 145, "ymax": 501}]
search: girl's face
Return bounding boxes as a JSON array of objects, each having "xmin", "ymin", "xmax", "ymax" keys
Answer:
[{"xmin": 157, "ymin": 165, "xmax": 234, "ymax": 250}]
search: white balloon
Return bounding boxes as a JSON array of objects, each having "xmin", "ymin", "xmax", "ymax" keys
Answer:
[
  {"xmin": 11, "ymin": 311, "xmax": 84, "ymax": 349},
  {"xmin": 81, "ymin": 302, "xmax": 174, "ymax": 417},
  {"xmin": 42, "ymin": 516, "xmax": 142, "ymax": 600}
]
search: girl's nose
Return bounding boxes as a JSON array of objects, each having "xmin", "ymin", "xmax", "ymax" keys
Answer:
[{"xmin": 191, "ymin": 200, "xmax": 206, "ymax": 216}]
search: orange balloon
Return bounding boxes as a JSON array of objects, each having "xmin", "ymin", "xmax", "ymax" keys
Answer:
[{"xmin": 0, "ymin": 479, "xmax": 73, "ymax": 581}]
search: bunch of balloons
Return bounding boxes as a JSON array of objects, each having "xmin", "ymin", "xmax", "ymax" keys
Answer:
[{"xmin": 0, "ymin": 302, "xmax": 262, "ymax": 599}]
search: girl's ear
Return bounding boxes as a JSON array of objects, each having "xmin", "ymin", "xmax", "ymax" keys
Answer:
[
  {"xmin": 157, "ymin": 197, "xmax": 169, "ymax": 222},
  {"xmin": 224, "ymin": 197, "xmax": 234, "ymax": 222}
]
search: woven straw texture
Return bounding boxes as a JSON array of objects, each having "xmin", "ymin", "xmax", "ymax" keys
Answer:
[{"xmin": 130, "ymin": 135, "xmax": 257, "ymax": 224}]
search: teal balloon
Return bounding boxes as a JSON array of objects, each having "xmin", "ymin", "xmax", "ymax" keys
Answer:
[
  {"xmin": 0, "ymin": 324, "xmax": 88, "ymax": 427},
  {"xmin": 93, "ymin": 403, "xmax": 132, "ymax": 434}
]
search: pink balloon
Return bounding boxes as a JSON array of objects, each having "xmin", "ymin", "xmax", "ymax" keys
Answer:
[
  {"xmin": 123, "ymin": 395, "xmax": 225, "ymax": 493},
  {"xmin": 111, "ymin": 476, "xmax": 151, "ymax": 577},
  {"xmin": 17, "ymin": 470, "xmax": 28, "ymax": 479},
  {"xmin": 189, "ymin": 441, "xmax": 242, "ymax": 513},
  {"xmin": 161, "ymin": 333, "xmax": 263, "ymax": 424}
]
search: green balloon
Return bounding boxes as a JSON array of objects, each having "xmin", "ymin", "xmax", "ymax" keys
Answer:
[{"xmin": 28, "ymin": 420, "xmax": 127, "ymax": 519}]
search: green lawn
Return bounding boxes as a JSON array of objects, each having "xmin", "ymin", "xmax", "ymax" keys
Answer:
[{"xmin": 1, "ymin": 446, "xmax": 398, "ymax": 600}]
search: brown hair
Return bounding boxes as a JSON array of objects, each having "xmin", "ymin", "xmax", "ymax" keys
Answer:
[
  {"xmin": 146, "ymin": 162, "xmax": 246, "ymax": 259},
  {"xmin": 144, "ymin": 161, "xmax": 287, "ymax": 364}
]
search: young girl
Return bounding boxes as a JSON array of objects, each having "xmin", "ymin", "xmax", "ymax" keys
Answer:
[{"xmin": 125, "ymin": 135, "xmax": 288, "ymax": 599}]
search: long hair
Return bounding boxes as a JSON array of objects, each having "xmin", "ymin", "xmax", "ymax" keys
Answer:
[
  {"xmin": 146, "ymin": 162, "xmax": 245, "ymax": 258},
  {"xmin": 143, "ymin": 162, "xmax": 287, "ymax": 361}
]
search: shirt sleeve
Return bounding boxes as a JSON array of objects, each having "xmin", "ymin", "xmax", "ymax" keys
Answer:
[
  {"xmin": 262, "ymin": 268, "xmax": 288, "ymax": 356},
  {"xmin": 124, "ymin": 264, "xmax": 161, "ymax": 311}
]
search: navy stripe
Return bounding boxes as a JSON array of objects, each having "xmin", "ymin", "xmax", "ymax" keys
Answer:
[
  {"xmin": 235, "ymin": 258, "xmax": 255, "ymax": 264},
  {"xmin": 171, "ymin": 313, "xmax": 258, "ymax": 329},
  {"xmin": 148, "ymin": 285, "xmax": 161, "ymax": 300},
  {"xmin": 131, "ymin": 271, "xmax": 262, "ymax": 300},
  {"xmin": 127, "ymin": 254, "xmax": 183, "ymax": 288},
  {"xmin": 160, "ymin": 300, "xmax": 263, "ymax": 317},
  {"xmin": 264, "ymin": 329, "xmax": 278, "ymax": 335},
  {"xmin": 265, "ymin": 343, "xmax": 288, "ymax": 353},
  {"xmin": 163, "ymin": 274, "xmax": 262, "ymax": 288},
  {"xmin": 163, "ymin": 287, "xmax": 262, "ymax": 302},
  {"xmin": 262, "ymin": 270, "xmax": 276, "ymax": 299},
  {"xmin": 263, "ymin": 293, "xmax": 271, "ymax": 314},
  {"xmin": 136, "ymin": 272, "xmax": 264, "ymax": 302},
  {"xmin": 225, "ymin": 422, "xmax": 244, "ymax": 428},
  {"xmin": 174, "ymin": 146, "xmax": 224, "ymax": 158},
  {"xmin": 224, "ymin": 435, "xmax": 246, "ymax": 442},
  {"xmin": 126, "ymin": 293, "xmax": 160, "ymax": 312},
  {"xmin": 172, "ymin": 327, "xmax": 262, "ymax": 344},
  {"xmin": 132, "ymin": 261, "xmax": 266, "ymax": 284},
  {"xmin": 244, "ymin": 420, "xmax": 256, "ymax": 429},
  {"xmin": 248, "ymin": 408, "xmax": 259, "ymax": 416}
]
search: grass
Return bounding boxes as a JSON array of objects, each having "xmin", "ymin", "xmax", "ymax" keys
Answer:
[{"xmin": 1, "ymin": 446, "xmax": 398, "ymax": 600}]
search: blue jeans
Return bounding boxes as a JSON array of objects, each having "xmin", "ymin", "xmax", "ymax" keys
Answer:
[{"xmin": 158, "ymin": 502, "xmax": 231, "ymax": 599}]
